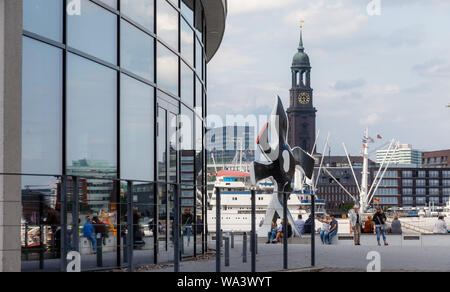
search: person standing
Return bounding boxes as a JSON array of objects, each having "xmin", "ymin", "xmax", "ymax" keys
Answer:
[
  {"xmin": 182, "ymin": 209, "xmax": 194, "ymax": 246},
  {"xmin": 294, "ymin": 214, "xmax": 305, "ymax": 236},
  {"xmin": 350, "ymin": 205, "xmax": 362, "ymax": 245},
  {"xmin": 373, "ymin": 207, "xmax": 388, "ymax": 246},
  {"xmin": 82, "ymin": 216, "xmax": 96, "ymax": 253}
]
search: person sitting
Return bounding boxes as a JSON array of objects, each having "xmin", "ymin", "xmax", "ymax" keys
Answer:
[
  {"xmin": 364, "ymin": 216, "xmax": 375, "ymax": 234},
  {"xmin": 390, "ymin": 215, "xmax": 402, "ymax": 234},
  {"xmin": 433, "ymin": 216, "xmax": 449, "ymax": 234},
  {"xmin": 294, "ymin": 215, "xmax": 305, "ymax": 236},
  {"xmin": 303, "ymin": 215, "xmax": 313, "ymax": 234},
  {"xmin": 275, "ymin": 221, "xmax": 284, "ymax": 243},
  {"xmin": 317, "ymin": 215, "xmax": 330, "ymax": 244},
  {"xmin": 327, "ymin": 216, "xmax": 339, "ymax": 244},
  {"xmin": 266, "ymin": 221, "xmax": 277, "ymax": 244}
]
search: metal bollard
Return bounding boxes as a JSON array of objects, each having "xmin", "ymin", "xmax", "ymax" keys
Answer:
[
  {"xmin": 231, "ymin": 232, "xmax": 235, "ymax": 249},
  {"xmin": 224, "ymin": 235, "xmax": 230, "ymax": 267},
  {"xmin": 181, "ymin": 232, "xmax": 185, "ymax": 255},
  {"xmin": 242, "ymin": 232, "xmax": 247, "ymax": 263},
  {"xmin": 255, "ymin": 232, "xmax": 258, "ymax": 255},
  {"xmin": 123, "ymin": 234, "xmax": 127, "ymax": 263},
  {"xmin": 96, "ymin": 234, "xmax": 103, "ymax": 267}
]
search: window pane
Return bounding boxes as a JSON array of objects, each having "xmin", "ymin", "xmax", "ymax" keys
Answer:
[
  {"xmin": 181, "ymin": 0, "xmax": 194, "ymax": 25},
  {"xmin": 157, "ymin": 108, "xmax": 167, "ymax": 182},
  {"xmin": 194, "ymin": 0, "xmax": 203, "ymax": 40},
  {"xmin": 181, "ymin": 19, "xmax": 194, "ymax": 66},
  {"xmin": 67, "ymin": 54, "xmax": 117, "ymax": 177},
  {"xmin": 121, "ymin": 74, "xmax": 155, "ymax": 181},
  {"xmin": 157, "ymin": 0, "xmax": 179, "ymax": 50},
  {"xmin": 22, "ymin": 37, "xmax": 62, "ymax": 175},
  {"xmin": 23, "ymin": 0, "xmax": 63, "ymax": 42},
  {"xmin": 100, "ymin": 0, "xmax": 117, "ymax": 9},
  {"xmin": 181, "ymin": 62, "xmax": 194, "ymax": 107},
  {"xmin": 157, "ymin": 43, "xmax": 179, "ymax": 96},
  {"xmin": 195, "ymin": 38, "xmax": 203, "ymax": 79},
  {"xmin": 68, "ymin": 0, "xmax": 117, "ymax": 64},
  {"xmin": 196, "ymin": 77, "xmax": 202, "ymax": 110},
  {"xmin": 121, "ymin": 20, "xmax": 155, "ymax": 81},
  {"xmin": 121, "ymin": 0, "xmax": 154, "ymax": 32}
]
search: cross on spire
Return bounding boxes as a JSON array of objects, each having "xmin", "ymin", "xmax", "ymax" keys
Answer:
[{"xmin": 298, "ymin": 20, "xmax": 305, "ymax": 52}]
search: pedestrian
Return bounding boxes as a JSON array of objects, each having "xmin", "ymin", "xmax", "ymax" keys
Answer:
[
  {"xmin": 303, "ymin": 214, "xmax": 313, "ymax": 234},
  {"xmin": 294, "ymin": 214, "xmax": 305, "ymax": 236},
  {"xmin": 93, "ymin": 216, "xmax": 106, "ymax": 245},
  {"xmin": 350, "ymin": 205, "xmax": 362, "ymax": 245},
  {"xmin": 433, "ymin": 215, "xmax": 449, "ymax": 234},
  {"xmin": 182, "ymin": 209, "xmax": 194, "ymax": 246},
  {"xmin": 328, "ymin": 216, "xmax": 339, "ymax": 244},
  {"xmin": 259, "ymin": 218, "xmax": 264, "ymax": 228},
  {"xmin": 373, "ymin": 207, "xmax": 388, "ymax": 246},
  {"xmin": 266, "ymin": 221, "xmax": 277, "ymax": 244},
  {"xmin": 364, "ymin": 216, "xmax": 375, "ymax": 234},
  {"xmin": 82, "ymin": 216, "xmax": 96, "ymax": 253},
  {"xmin": 390, "ymin": 215, "xmax": 402, "ymax": 234},
  {"xmin": 275, "ymin": 220, "xmax": 284, "ymax": 243},
  {"xmin": 318, "ymin": 215, "xmax": 330, "ymax": 244}
]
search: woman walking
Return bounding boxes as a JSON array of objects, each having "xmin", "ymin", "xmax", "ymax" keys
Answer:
[{"xmin": 373, "ymin": 207, "xmax": 388, "ymax": 246}]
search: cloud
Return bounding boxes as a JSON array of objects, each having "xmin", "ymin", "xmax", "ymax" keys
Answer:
[
  {"xmin": 360, "ymin": 112, "xmax": 380, "ymax": 126},
  {"xmin": 412, "ymin": 59, "xmax": 450, "ymax": 78},
  {"xmin": 331, "ymin": 78, "xmax": 366, "ymax": 91},
  {"xmin": 285, "ymin": 0, "xmax": 369, "ymax": 39},
  {"xmin": 227, "ymin": 0, "xmax": 295, "ymax": 15}
]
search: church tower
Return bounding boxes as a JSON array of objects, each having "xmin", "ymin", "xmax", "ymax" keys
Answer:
[{"xmin": 287, "ymin": 22, "xmax": 317, "ymax": 153}]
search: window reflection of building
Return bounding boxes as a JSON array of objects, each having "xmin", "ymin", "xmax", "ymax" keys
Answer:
[{"xmin": 16, "ymin": 0, "xmax": 226, "ymax": 271}]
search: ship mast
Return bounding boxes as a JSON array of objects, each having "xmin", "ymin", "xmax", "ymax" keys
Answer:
[{"xmin": 360, "ymin": 128, "xmax": 370, "ymax": 211}]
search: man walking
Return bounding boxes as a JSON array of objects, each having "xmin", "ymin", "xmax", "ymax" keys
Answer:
[
  {"xmin": 350, "ymin": 205, "xmax": 361, "ymax": 245},
  {"xmin": 83, "ymin": 216, "xmax": 97, "ymax": 253}
]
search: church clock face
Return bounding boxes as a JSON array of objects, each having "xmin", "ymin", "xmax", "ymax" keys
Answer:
[{"xmin": 298, "ymin": 92, "xmax": 311, "ymax": 105}]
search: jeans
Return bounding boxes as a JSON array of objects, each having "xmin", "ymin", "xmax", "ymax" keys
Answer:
[
  {"xmin": 320, "ymin": 230, "xmax": 328, "ymax": 244},
  {"xmin": 328, "ymin": 230, "xmax": 337, "ymax": 244},
  {"xmin": 376, "ymin": 226, "xmax": 386, "ymax": 242},
  {"xmin": 267, "ymin": 229, "xmax": 276, "ymax": 242},
  {"xmin": 87, "ymin": 235, "xmax": 97, "ymax": 252},
  {"xmin": 185, "ymin": 226, "xmax": 192, "ymax": 245}
]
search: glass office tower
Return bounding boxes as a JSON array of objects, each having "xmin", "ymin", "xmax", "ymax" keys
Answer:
[{"xmin": 20, "ymin": 0, "xmax": 226, "ymax": 271}]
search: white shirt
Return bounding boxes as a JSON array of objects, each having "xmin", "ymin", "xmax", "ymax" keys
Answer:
[
  {"xmin": 433, "ymin": 220, "xmax": 448, "ymax": 234},
  {"xmin": 321, "ymin": 223, "xmax": 330, "ymax": 232}
]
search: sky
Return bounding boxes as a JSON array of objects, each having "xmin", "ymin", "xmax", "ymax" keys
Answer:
[{"xmin": 207, "ymin": 0, "xmax": 450, "ymax": 158}]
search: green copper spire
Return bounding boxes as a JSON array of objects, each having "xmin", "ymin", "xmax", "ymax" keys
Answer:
[{"xmin": 292, "ymin": 20, "xmax": 310, "ymax": 67}]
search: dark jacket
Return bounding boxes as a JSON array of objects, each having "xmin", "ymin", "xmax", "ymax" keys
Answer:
[
  {"xmin": 373, "ymin": 212, "xmax": 386, "ymax": 226},
  {"xmin": 304, "ymin": 218, "xmax": 312, "ymax": 234}
]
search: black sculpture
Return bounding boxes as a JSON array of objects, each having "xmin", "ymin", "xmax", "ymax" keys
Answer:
[{"xmin": 250, "ymin": 96, "xmax": 315, "ymax": 236}]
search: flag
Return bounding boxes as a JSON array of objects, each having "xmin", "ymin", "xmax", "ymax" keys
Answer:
[
  {"xmin": 362, "ymin": 144, "xmax": 368, "ymax": 149},
  {"xmin": 377, "ymin": 134, "xmax": 382, "ymax": 139},
  {"xmin": 368, "ymin": 137, "xmax": 375, "ymax": 143},
  {"xmin": 373, "ymin": 198, "xmax": 381, "ymax": 204}
]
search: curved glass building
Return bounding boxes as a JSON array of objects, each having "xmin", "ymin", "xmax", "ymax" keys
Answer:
[{"xmin": 0, "ymin": 0, "xmax": 226, "ymax": 272}]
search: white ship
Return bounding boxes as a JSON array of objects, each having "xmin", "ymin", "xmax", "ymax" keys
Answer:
[{"xmin": 208, "ymin": 169, "xmax": 325, "ymax": 233}]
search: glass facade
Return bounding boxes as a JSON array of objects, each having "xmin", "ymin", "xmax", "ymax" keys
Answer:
[{"xmin": 22, "ymin": 0, "xmax": 209, "ymax": 271}]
